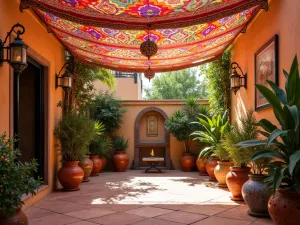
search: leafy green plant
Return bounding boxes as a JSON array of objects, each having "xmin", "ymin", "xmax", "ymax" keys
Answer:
[
  {"xmin": 200, "ymin": 50, "xmax": 231, "ymax": 116},
  {"xmin": 91, "ymin": 91, "xmax": 126, "ymax": 133},
  {"xmin": 54, "ymin": 112, "xmax": 99, "ymax": 161},
  {"xmin": 192, "ymin": 110, "xmax": 230, "ymax": 161},
  {"xmin": 223, "ymin": 110, "xmax": 267, "ymax": 173},
  {"xmin": 90, "ymin": 136, "xmax": 112, "ymax": 158},
  {"xmin": 0, "ymin": 133, "xmax": 42, "ymax": 217},
  {"xmin": 238, "ymin": 56, "xmax": 300, "ymax": 193},
  {"xmin": 113, "ymin": 136, "xmax": 129, "ymax": 152}
]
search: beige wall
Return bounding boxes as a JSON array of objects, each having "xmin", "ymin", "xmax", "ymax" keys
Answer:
[
  {"xmin": 0, "ymin": 0, "xmax": 65, "ymax": 206},
  {"xmin": 116, "ymin": 100, "xmax": 209, "ymax": 169},
  {"xmin": 94, "ymin": 75, "xmax": 142, "ymax": 100},
  {"xmin": 231, "ymin": 0, "xmax": 300, "ymax": 124}
]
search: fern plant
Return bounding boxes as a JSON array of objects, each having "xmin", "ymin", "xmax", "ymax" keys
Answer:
[{"xmin": 90, "ymin": 136, "xmax": 112, "ymax": 158}]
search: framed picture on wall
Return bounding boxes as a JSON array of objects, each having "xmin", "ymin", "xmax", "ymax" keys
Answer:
[{"xmin": 255, "ymin": 35, "xmax": 279, "ymax": 111}]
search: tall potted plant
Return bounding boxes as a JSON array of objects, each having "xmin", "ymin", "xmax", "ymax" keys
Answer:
[
  {"xmin": 112, "ymin": 136, "xmax": 129, "ymax": 172},
  {"xmin": 0, "ymin": 133, "xmax": 41, "ymax": 225},
  {"xmin": 238, "ymin": 56, "xmax": 300, "ymax": 224},
  {"xmin": 54, "ymin": 112, "xmax": 97, "ymax": 191},
  {"xmin": 223, "ymin": 110, "xmax": 264, "ymax": 201},
  {"xmin": 192, "ymin": 111, "xmax": 230, "ymax": 183},
  {"xmin": 165, "ymin": 110, "xmax": 195, "ymax": 171}
]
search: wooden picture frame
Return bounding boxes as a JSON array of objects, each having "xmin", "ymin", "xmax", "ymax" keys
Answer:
[{"xmin": 255, "ymin": 35, "xmax": 279, "ymax": 111}]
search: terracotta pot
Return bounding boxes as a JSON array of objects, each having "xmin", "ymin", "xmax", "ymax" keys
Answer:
[
  {"xmin": 206, "ymin": 158, "xmax": 218, "ymax": 181},
  {"xmin": 268, "ymin": 189, "xmax": 300, "ymax": 225},
  {"xmin": 242, "ymin": 175, "xmax": 271, "ymax": 218},
  {"xmin": 99, "ymin": 156, "xmax": 107, "ymax": 173},
  {"xmin": 180, "ymin": 153, "xmax": 195, "ymax": 172},
  {"xmin": 113, "ymin": 151, "xmax": 129, "ymax": 172},
  {"xmin": 0, "ymin": 207, "xmax": 28, "ymax": 225},
  {"xmin": 226, "ymin": 166, "xmax": 251, "ymax": 201},
  {"xmin": 196, "ymin": 156, "xmax": 208, "ymax": 176},
  {"xmin": 57, "ymin": 161, "xmax": 84, "ymax": 191},
  {"xmin": 90, "ymin": 155, "xmax": 102, "ymax": 176},
  {"xmin": 79, "ymin": 156, "xmax": 93, "ymax": 182},
  {"xmin": 214, "ymin": 161, "xmax": 233, "ymax": 187}
]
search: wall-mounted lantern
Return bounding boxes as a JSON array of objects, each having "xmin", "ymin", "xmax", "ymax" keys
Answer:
[
  {"xmin": 230, "ymin": 62, "xmax": 247, "ymax": 95},
  {"xmin": 0, "ymin": 23, "xmax": 28, "ymax": 74},
  {"xmin": 55, "ymin": 62, "xmax": 73, "ymax": 92}
]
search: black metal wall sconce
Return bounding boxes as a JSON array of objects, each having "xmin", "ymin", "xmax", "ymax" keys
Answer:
[
  {"xmin": 230, "ymin": 62, "xmax": 247, "ymax": 95},
  {"xmin": 0, "ymin": 23, "xmax": 28, "ymax": 74},
  {"xmin": 55, "ymin": 62, "xmax": 73, "ymax": 92}
]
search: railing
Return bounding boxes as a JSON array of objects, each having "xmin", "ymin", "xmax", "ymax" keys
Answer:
[{"xmin": 112, "ymin": 71, "xmax": 139, "ymax": 83}]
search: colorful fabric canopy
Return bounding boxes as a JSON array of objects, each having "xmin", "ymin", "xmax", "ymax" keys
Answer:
[{"xmin": 20, "ymin": 0, "xmax": 268, "ymax": 72}]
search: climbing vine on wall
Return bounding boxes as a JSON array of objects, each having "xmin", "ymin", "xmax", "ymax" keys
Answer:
[{"xmin": 200, "ymin": 50, "xmax": 231, "ymax": 116}]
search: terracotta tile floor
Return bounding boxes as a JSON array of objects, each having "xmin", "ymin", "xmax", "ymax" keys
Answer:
[{"xmin": 25, "ymin": 171, "xmax": 274, "ymax": 225}]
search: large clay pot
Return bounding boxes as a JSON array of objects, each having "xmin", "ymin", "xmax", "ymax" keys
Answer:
[
  {"xmin": 268, "ymin": 189, "xmax": 300, "ymax": 225},
  {"xmin": 79, "ymin": 156, "xmax": 93, "ymax": 182},
  {"xmin": 196, "ymin": 156, "xmax": 208, "ymax": 176},
  {"xmin": 181, "ymin": 153, "xmax": 195, "ymax": 172},
  {"xmin": 226, "ymin": 166, "xmax": 251, "ymax": 201},
  {"xmin": 57, "ymin": 161, "xmax": 84, "ymax": 191},
  {"xmin": 0, "ymin": 207, "xmax": 28, "ymax": 225},
  {"xmin": 206, "ymin": 158, "xmax": 218, "ymax": 181},
  {"xmin": 242, "ymin": 175, "xmax": 271, "ymax": 217},
  {"xmin": 113, "ymin": 151, "xmax": 129, "ymax": 172},
  {"xmin": 99, "ymin": 156, "xmax": 107, "ymax": 173},
  {"xmin": 90, "ymin": 155, "xmax": 102, "ymax": 176},
  {"xmin": 214, "ymin": 161, "xmax": 233, "ymax": 187}
]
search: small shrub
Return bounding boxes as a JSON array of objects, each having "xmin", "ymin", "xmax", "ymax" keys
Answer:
[{"xmin": 113, "ymin": 136, "xmax": 129, "ymax": 152}]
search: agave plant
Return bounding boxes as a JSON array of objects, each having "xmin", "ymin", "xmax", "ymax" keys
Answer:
[
  {"xmin": 113, "ymin": 136, "xmax": 129, "ymax": 152},
  {"xmin": 238, "ymin": 56, "xmax": 300, "ymax": 193},
  {"xmin": 192, "ymin": 110, "xmax": 230, "ymax": 160}
]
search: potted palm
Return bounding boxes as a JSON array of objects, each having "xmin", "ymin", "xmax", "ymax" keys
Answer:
[
  {"xmin": 223, "ymin": 110, "xmax": 265, "ymax": 201},
  {"xmin": 112, "ymin": 136, "xmax": 129, "ymax": 172},
  {"xmin": 90, "ymin": 136, "xmax": 112, "ymax": 175},
  {"xmin": 54, "ymin": 112, "xmax": 97, "ymax": 191},
  {"xmin": 238, "ymin": 56, "xmax": 300, "ymax": 224},
  {"xmin": 192, "ymin": 111, "xmax": 230, "ymax": 183},
  {"xmin": 0, "ymin": 133, "xmax": 41, "ymax": 225}
]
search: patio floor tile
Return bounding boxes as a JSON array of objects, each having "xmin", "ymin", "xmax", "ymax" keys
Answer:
[
  {"xmin": 125, "ymin": 206, "xmax": 173, "ymax": 217},
  {"xmin": 69, "ymin": 222, "xmax": 99, "ymax": 225},
  {"xmin": 29, "ymin": 213, "xmax": 80, "ymax": 225},
  {"xmin": 94, "ymin": 204, "xmax": 143, "ymax": 212},
  {"xmin": 215, "ymin": 205, "xmax": 257, "ymax": 222},
  {"xmin": 24, "ymin": 206, "xmax": 57, "ymax": 219},
  {"xmin": 156, "ymin": 211, "xmax": 208, "ymax": 224},
  {"xmin": 64, "ymin": 208, "xmax": 116, "ymax": 219},
  {"xmin": 34, "ymin": 199, "xmax": 91, "ymax": 213},
  {"xmin": 252, "ymin": 218, "xmax": 274, "ymax": 225},
  {"xmin": 181, "ymin": 204, "xmax": 237, "ymax": 216},
  {"xmin": 131, "ymin": 218, "xmax": 185, "ymax": 225},
  {"xmin": 191, "ymin": 216, "xmax": 251, "ymax": 225},
  {"xmin": 88, "ymin": 212, "xmax": 147, "ymax": 224}
]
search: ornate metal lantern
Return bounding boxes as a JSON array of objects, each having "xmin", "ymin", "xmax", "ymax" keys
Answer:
[
  {"xmin": 144, "ymin": 67, "xmax": 155, "ymax": 81},
  {"xmin": 230, "ymin": 62, "xmax": 247, "ymax": 95},
  {"xmin": 140, "ymin": 39, "xmax": 158, "ymax": 59}
]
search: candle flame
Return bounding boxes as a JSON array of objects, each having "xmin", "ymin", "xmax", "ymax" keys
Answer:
[{"xmin": 150, "ymin": 149, "xmax": 155, "ymax": 157}]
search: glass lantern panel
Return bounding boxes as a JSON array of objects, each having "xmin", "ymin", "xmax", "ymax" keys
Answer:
[
  {"xmin": 11, "ymin": 46, "xmax": 22, "ymax": 62},
  {"xmin": 62, "ymin": 76, "xmax": 72, "ymax": 88}
]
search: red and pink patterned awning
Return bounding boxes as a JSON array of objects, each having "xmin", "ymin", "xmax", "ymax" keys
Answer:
[{"xmin": 20, "ymin": 0, "xmax": 268, "ymax": 72}]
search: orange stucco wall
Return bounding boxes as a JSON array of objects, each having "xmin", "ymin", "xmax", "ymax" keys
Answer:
[
  {"xmin": 94, "ymin": 76, "xmax": 142, "ymax": 100},
  {"xmin": 0, "ymin": 0, "xmax": 65, "ymax": 206},
  {"xmin": 231, "ymin": 0, "xmax": 300, "ymax": 124},
  {"xmin": 116, "ymin": 100, "xmax": 209, "ymax": 169}
]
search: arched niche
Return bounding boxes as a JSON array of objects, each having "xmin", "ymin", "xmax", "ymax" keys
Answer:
[{"xmin": 134, "ymin": 107, "xmax": 170, "ymax": 169}]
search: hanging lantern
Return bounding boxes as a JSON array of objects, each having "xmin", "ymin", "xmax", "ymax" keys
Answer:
[
  {"xmin": 144, "ymin": 67, "xmax": 155, "ymax": 81},
  {"xmin": 140, "ymin": 39, "xmax": 158, "ymax": 59}
]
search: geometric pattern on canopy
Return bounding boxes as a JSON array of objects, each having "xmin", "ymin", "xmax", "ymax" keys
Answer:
[
  {"xmin": 21, "ymin": 0, "xmax": 268, "ymax": 30},
  {"xmin": 19, "ymin": 0, "xmax": 268, "ymax": 72}
]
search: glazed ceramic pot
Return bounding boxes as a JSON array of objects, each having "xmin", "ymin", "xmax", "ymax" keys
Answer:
[
  {"xmin": 57, "ymin": 161, "xmax": 84, "ymax": 191},
  {"xmin": 214, "ymin": 161, "xmax": 233, "ymax": 187},
  {"xmin": 90, "ymin": 155, "xmax": 102, "ymax": 176},
  {"xmin": 196, "ymin": 156, "xmax": 208, "ymax": 176},
  {"xmin": 242, "ymin": 175, "xmax": 271, "ymax": 217},
  {"xmin": 0, "ymin": 207, "xmax": 28, "ymax": 225},
  {"xmin": 206, "ymin": 158, "xmax": 218, "ymax": 181},
  {"xmin": 268, "ymin": 189, "xmax": 300, "ymax": 225},
  {"xmin": 79, "ymin": 156, "xmax": 93, "ymax": 182},
  {"xmin": 181, "ymin": 153, "xmax": 195, "ymax": 172},
  {"xmin": 226, "ymin": 166, "xmax": 251, "ymax": 201},
  {"xmin": 99, "ymin": 156, "xmax": 107, "ymax": 173},
  {"xmin": 113, "ymin": 151, "xmax": 129, "ymax": 172}
]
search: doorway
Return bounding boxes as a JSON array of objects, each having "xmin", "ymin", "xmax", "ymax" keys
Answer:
[{"xmin": 15, "ymin": 57, "xmax": 45, "ymax": 181}]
